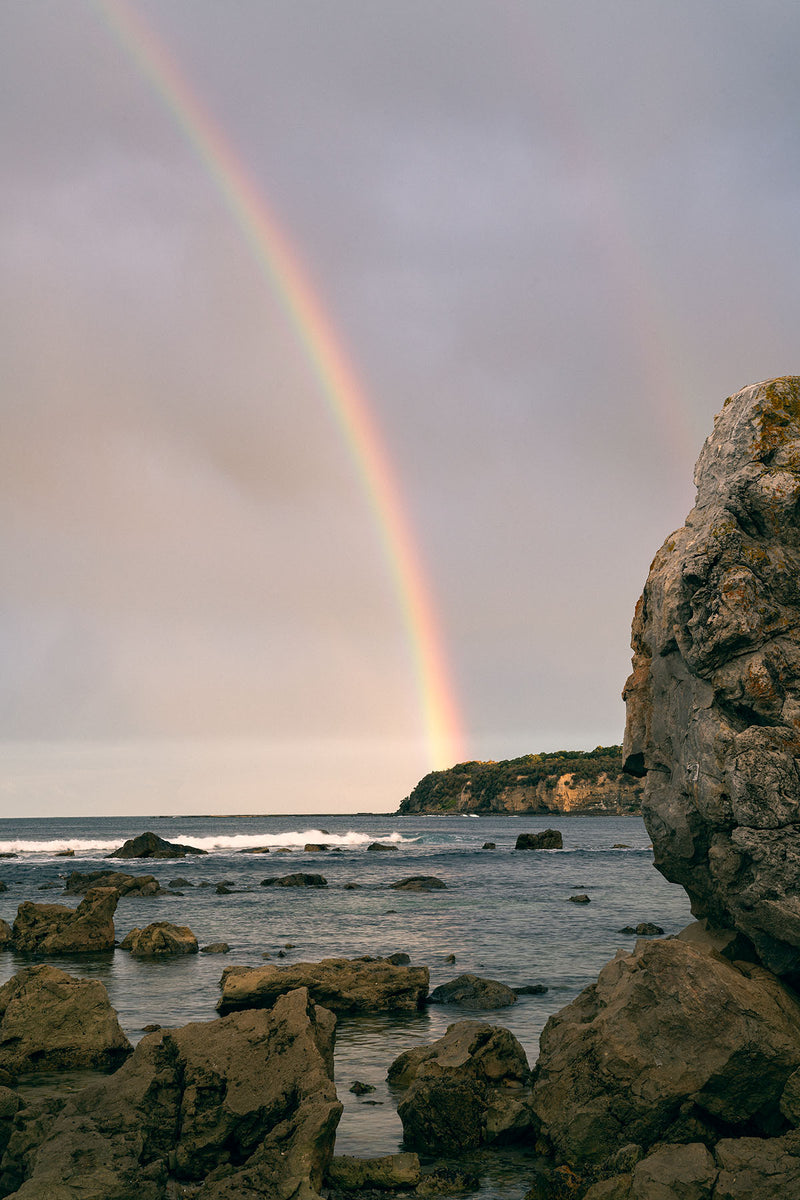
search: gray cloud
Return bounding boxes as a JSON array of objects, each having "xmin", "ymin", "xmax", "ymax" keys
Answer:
[{"xmin": 2, "ymin": 1, "xmax": 799, "ymax": 811}]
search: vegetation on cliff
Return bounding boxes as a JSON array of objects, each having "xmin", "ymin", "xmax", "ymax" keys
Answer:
[{"xmin": 399, "ymin": 746, "xmax": 639, "ymax": 814}]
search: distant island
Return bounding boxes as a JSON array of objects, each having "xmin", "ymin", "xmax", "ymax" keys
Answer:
[{"xmin": 398, "ymin": 746, "xmax": 643, "ymax": 815}]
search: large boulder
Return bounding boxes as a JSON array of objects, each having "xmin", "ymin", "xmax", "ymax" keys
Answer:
[
  {"xmin": 387, "ymin": 1020, "xmax": 534, "ymax": 1152},
  {"xmin": 0, "ymin": 964, "xmax": 131, "ymax": 1075},
  {"xmin": 217, "ymin": 955, "xmax": 429, "ymax": 1016},
  {"xmin": 622, "ymin": 377, "xmax": 800, "ymax": 978},
  {"xmin": 428, "ymin": 973, "xmax": 518, "ymax": 1009},
  {"xmin": 531, "ymin": 935, "xmax": 800, "ymax": 1166},
  {"xmin": 11, "ymin": 887, "xmax": 118, "ymax": 954},
  {"xmin": 63, "ymin": 870, "xmax": 165, "ymax": 896},
  {"xmin": 515, "ymin": 829, "xmax": 563, "ymax": 850},
  {"xmin": 120, "ymin": 921, "xmax": 198, "ymax": 957},
  {"xmin": 108, "ymin": 831, "xmax": 206, "ymax": 859},
  {"xmin": 2, "ymin": 987, "xmax": 340, "ymax": 1200}
]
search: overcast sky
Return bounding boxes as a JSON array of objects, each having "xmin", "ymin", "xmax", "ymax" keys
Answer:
[{"xmin": 2, "ymin": 1, "xmax": 799, "ymax": 816}]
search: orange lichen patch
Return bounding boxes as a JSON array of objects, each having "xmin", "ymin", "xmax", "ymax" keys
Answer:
[
  {"xmin": 743, "ymin": 661, "xmax": 779, "ymax": 702},
  {"xmin": 755, "ymin": 378, "xmax": 800, "ymax": 459}
]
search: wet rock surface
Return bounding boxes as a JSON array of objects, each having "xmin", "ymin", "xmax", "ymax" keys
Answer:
[
  {"xmin": 108, "ymin": 831, "xmax": 207, "ymax": 859},
  {"xmin": 515, "ymin": 830, "xmax": 563, "ymax": 850},
  {"xmin": 64, "ymin": 870, "xmax": 166, "ymax": 896},
  {"xmin": 428, "ymin": 973, "xmax": 518, "ymax": 1010},
  {"xmin": 217, "ymin": 955, "xmax": 429, "ymax": 1015},
  {"xmin": 11, "ymin": 887, "xmax": 118, "ymax": 954},
  {"xmin": 389, "ymin": 876, "xmax": 447, "ymax": 891},
  {"xmin": 0, "ymin": 986, "xmax": 341, "ymax": 1199},
  {"xmin": 623, "ymin": 377, "xmax": 800, "ymax": 979},
  {"xmin": 120, "ymin": 921, "xmax": 199, "ymax": 957},
  {"xmin": 388, "ymin": 1020, "xmax": 534, "ymax": 1153},
  {"xmin": 260, "ymin": 872, "xmax": 328, "ymax": 887},
  {"xmin": 0, "ymin": 964, "xmax": 131, "ymax": 1075}
]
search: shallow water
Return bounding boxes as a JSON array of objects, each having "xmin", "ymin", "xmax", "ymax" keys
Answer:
[{"xmin": 0, "ymin": 813, "xmax": 693, "ymax": 1195}]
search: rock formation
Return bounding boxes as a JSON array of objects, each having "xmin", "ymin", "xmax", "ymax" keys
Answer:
[
  {"xmin": 515, "ymin": 829, "xmax": 563, "ymax": 849},
  {"xmin": 428, "ymin": 973, "xmax": 518, "ymax": 1009},
  {"xmin": 531, "ymin": 934, "xmax": 800, "ymax": 1166},
  {"xmin": 119, "ymin": 921, "xmax": 198, "ymax": 957},
  {"xmin": 387, "ymin": 1020, "xmax": 534, "ymax": 1152},
  {"xmin": 260, "ymin": 872, "xmax": 328, "ymax": 887},
  {"xmin": 108, "ymin": 831, "xmax": 206, "ymax": 859},
  {"xmin": 11, "ymin": 887, "xmax": 118, "ymax": 953},
  {"xmin": 63, "ymin": 870, "xmax": 166, "ymax": 896},
  {"xmin": 623, "ymin": 377, "xmax": 800, "ymax": 978},
  {"xmin": 389, "ymin": 876, "xmax": 447, "ymax": 891},
  {"xmin": 217, "ymin": 956, "xmax": 429, "ymax": 1016},
  {"xmin": 0, "ymin": 965, "xmax": 131, "ymax": 1075},
  {"xmin": 1, "ymin": 987, "xmax": 341, "ymax": 1199}
]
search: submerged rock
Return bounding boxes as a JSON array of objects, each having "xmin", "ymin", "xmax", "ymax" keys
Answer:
[
  {"xmin": 531, "ymin": 935, "xmax": 800, "ymax": 1166},
  {"xmin": 389, "ymin": 876, "xmax": 447, "ymax": 891},
  {"xmin": 260, "ymin": 872, "xmax": 327, "ymax": 888},
  {"xmin": 623, "ymin": 377, "xmax": 800, "ymax": 979},
  {"xmin": 11, "ymin": 887, "xmax": 118, "ymax": 954},
  {"xmin": 0, "ymin": 964, "xmax": 131, "ymax": 1074},
  {"xmin": 3, "ymin": 987, "xmax": 341, "ymax": 1199},
  {"xmin": 388, "ymin": 1020, "xmax": 534, "ymax": 1152},
  {"xmin": 120, "ymin": 921, "xmax": 198, "ymax": 957},
  {"xmin": 326, "ymin": 1153, "xmax": 420, "ymax": 1191},
  {"xmin": 217, "ymin": 955, "xmax": 429, "ymax": 1016},
  {"xmin": 108, "ymin": 831, "xmax": 207, "ymax": 859},
  {"xmin": 428, "ymin": 973, "xmax": 518, "ymax": 1009},
  {"xmin": 515, "ymin": 829, "xmax": 563, "ymax": 850}
]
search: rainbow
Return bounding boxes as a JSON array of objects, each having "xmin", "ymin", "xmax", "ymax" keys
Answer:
[{"xmin": 90, "ymin": 0, "xmax": 464, "ymax": 770}]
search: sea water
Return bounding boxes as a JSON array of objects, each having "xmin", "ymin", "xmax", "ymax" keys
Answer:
[{"xmin": 0, "ymin": 813, "xmax": 693, "ymax": 1196}]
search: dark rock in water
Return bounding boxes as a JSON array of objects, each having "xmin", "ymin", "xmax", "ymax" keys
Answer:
[
  {"xmin": 514, "ymin": 983, "xmax": 548, "ymax": 995},
  {"xmin": 612, "ymin": 843, "xmax": 630, "ymax": 849},
  {"xmin": 531, "ymin": 934, "xmax": 800, "ymax": 1166},
  {"xmin": 3, "ymin": 987, "xmax": 341, "ymax": 1199},
  {"xmin": 64, "ymin": 869, "xmax": 164, "ymax": 896},
  {"xmin": 515, "ymin": 829, "xmax": 562, "ymax": 850},
  {"xmin": 429, "ymin": 973, "xmax": 518, "ymax": 1010},
  {"xmin": 238, "ymin": 846, "xmax": 271, "ymax": 854},
  {"xmin": 168, "ymin": 877, "xmax": 194, "ymax": 888},
  {"xmin": 568, "ymin": 893, "xmax": 590, "ymax": 904},
  {"xmin": 217, "ymin": 956, "xmax": 429, "ymax": 1016},
  {"xmin": 260, "ymin": 873, "xmax": 327, "ymax": 888},
  {"xmin": 0, "ymin": 883, "xmax": 6, "ymax": 894},
  {"xmin": 618, "ymin": 922, "xmax": 664, "ymax": 936},
  {"xmin": 343, "ymin": 882, "xmax": 361, "ymax": 890},
  {"xmin": 120, "ymin": 921, "xmax": 198, "ymax": 957},
  {"xmin": 367, "ymin": 842, "xmax": 397, "ymax": 851},
  {"xmin": 389, "ymin": 876, "xmax": 447, "ymax": 891},
  {"xmin": 445, "ymin": 953, "xmax": 456, "ymax": 963},
  {"xmin": 385, "ymin": 952, "xmax": 410, "ymax": 965},
  {"xmin": 304, "ymin": 843, "xmax": 329, "ymax": 852},
  {"xmin": 0, "ymin": 855, "xmax": 15, "ymax": 859},
  {"xmin": 482, "ymin": 842, "xmax": 496, "ymax": 849},
  {"xmin": 348, "ymin": 1080, "xmax": 376, "ymax": 1095},
  {"xmin": 0, "ymin": 964, "xmax": 131, "ymax": 1073},
  {"xmin": 388, "ymin": 1020, "xmax": 534, "ymax": 1152},
  {"xmin": 623, "ymin": 377, "xmax": 800, "ymax": 979},
  {"xmin": 215, "ymin": 883, "xmax": 233, "ymax": 894},
  {"xmin": 12, "ymin": 887, "xmax": 118, "ymax": 954},
  {"xmin": 201, "ymin": 942, "xmax": 230, "ymax": 954},
  {"xmin": 54, "ymin": 849, "xmax": 74, "ymax": 857},
  {"xmin": 417, "ymin": 1165, "xmax": 481, "ymax": 1196},
  {"xmin": 326, "ymin": 1152, "xmax": 419, "ymax": 1191},
  {"xmin": 108, "ymin": 830, "xmax": 207, "ymax": 859},
  {"xmin": 36, "ymin": 882, "xmax": 59, "ymax": 890},
  {"xmin": 0, "ymin": 921, "xmax": 12, "ymax": 949}
]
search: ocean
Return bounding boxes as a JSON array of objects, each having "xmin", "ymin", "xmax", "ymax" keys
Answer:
[{"xmin": 0, "ymin": 813, "xmax": 693, "ymax": 1197}]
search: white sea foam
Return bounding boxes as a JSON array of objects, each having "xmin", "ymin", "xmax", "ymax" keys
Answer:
[{"xmin": 0, "ymin": 829, "xmax": 418, "ymax": 856}]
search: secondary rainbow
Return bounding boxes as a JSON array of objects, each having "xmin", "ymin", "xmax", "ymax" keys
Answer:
[{"xmin": 90, "ymin": 0, "xmax": 464, "ymax": 771}]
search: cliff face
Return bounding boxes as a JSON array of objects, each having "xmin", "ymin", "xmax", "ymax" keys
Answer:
[
  {"xmin": 623, "ymin": 377, "xmax": 800, "ymax": 977},
  {"xmin": 399, "ymin": 749, "xmax": 643, "ymax": 815}
]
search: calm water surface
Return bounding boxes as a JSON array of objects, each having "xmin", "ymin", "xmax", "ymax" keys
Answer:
[{"xmin": 0, "ymin": 813, "xmax": 693, "ymax": 1196}]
